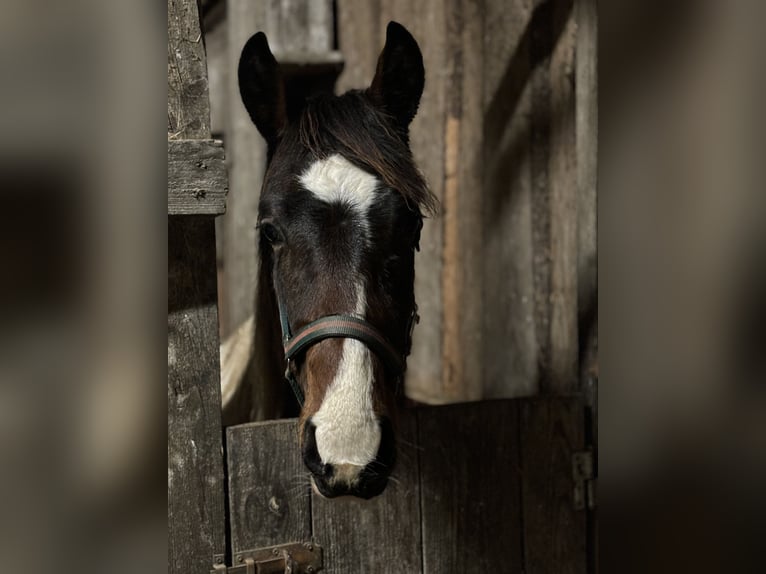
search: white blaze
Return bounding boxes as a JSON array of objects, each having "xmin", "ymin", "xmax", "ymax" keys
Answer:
[
  {"xmin": 299, "ymin": 154, "xmax": 378, "ymax": 224},
  {"xmin": 311, "ymin": 284, "xmax": 380, "ymax": 466},
  {"xmin": 300, "ymin": 154, "xmax": 381, "ymax": 468}
]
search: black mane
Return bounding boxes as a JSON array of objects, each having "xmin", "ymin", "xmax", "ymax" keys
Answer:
[{"xmin": 296, "ymin": 91, "xmax": 438, "ymax": 216}]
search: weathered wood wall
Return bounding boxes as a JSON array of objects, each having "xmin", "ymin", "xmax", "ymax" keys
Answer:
[
  {"xmin": 207, "ymin": 0, "xmax": 597, "ymax": 404},
  {"xmin": 168, "ymin": 0, "xmax": 227, "ymax": 572},
  {"xmin": 225, "ymin": 398, "xmax": 587, "ymax": 574},
  {"xmin": 336, "ymin": 0, "xmax": 593, "ymax": 402}
]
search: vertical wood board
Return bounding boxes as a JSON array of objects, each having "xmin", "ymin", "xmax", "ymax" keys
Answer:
[
  {"xmin": 168, "ymin": 217, "xmax": 226, "ymax": 573},
  {"xmin": 482, "ymin": 0, "xmax": 539, "ymax": 397},
  {"xmin": 419, "ymin": 400, "xmax": 523, "ymax": 574},
  {"xmin": 576, "ymin": 0, "xmax": 598, "ymax": 384},
  {"xmin": 226, "ymin": 419, "xmax": 312, "ymax": 554},
  {"xmin": 168, "ymin": 3, "xmax": 225, "ymax": 572},
  {"xmin": 168, "ymin": 0, "xmax": 211, "ymax": 139},
  {"xmin": 520, "ymin": 397, "xmax": 586, "ymax": 574},
  {"xmin": 547, "ymin": 0, "xmax": 578, "ymax": 391}
]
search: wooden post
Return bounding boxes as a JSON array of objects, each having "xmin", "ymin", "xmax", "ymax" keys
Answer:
[
  {"xmin": 576, "ymin": 0, "xmax": 598, "ymax": 385},
  {"xmin": 167, "ymin": 1, "xmax": 227, "ymax": 572}
]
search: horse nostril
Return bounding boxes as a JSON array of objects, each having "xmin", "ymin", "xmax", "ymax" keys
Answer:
[{"xmin": 301, "ymin": 420, "xmax": 327, "ymax": 476}]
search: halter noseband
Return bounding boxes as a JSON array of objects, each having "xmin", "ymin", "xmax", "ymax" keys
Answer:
[{"xmin": 276, "ymin": 288, "xmax": 417, "ymax": 407}]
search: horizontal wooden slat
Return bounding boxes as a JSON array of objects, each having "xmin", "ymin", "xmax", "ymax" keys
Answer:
[{"xmin": 168, "ymin": 139, "xmax": 228, "ymax": 215}]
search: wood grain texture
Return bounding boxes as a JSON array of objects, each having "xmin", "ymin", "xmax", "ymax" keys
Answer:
[
  {"xmin": 528, "ymin": 0, "xmax": 580, "ymax": 394},
  {"xmin": 482, "ymin": 0, "xmax": 539, "ymax": 398},
  {"xmin": 439, "ymin": 0, "xmax": 485, "ymax": 402},
  {"xmin": 226, "ymin": 419, "xmax": 312, "ymax": 554},
  {"xmin": 168, "ymin": 4, "xmax": 225, "ymax": 573},
  {"xmin": 168, "ymin": 139, "xmax": 228, "ymax": 215},
  {"xmin": 168, "ymin": 0, "xmax": 211, "ymax": 139},
  {"xmin": 419, "ymin": 400, "xmax": 523, "ymax": 574},
  {"xmin": 168, "ymin": 217, "xmax": 226, "ymax": 574},
  {"xmin": 548, "ymin": 0, "xmax": 578, "ymax": 392},
  {"xmin": 575, "ymin": 4, "xmax": 598, "ymax": 570},
  {"xmin": 520, "ymin": 397, "xmax": 586, "ymax": 574},
  {"xmin": 576, "ymin": 0, "xmax": 598, "ymax": 386},
  {"xmin": 311, "ymin": 411, "xmax": 422, "ymax": 574}
]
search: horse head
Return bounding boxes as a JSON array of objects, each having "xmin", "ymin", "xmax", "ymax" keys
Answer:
[{"xmin": 238, "ymin": 22, "xmax": 435, "ymax": 499}]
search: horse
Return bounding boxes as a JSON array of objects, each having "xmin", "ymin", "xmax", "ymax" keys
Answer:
[{"xmin": 226, "ymin": 21, "xmax": 436, "ymax": 499}]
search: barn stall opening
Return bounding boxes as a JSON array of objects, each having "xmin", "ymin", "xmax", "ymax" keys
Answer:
[{"xmin": 168, "ymin": 0, "xmax": 597, "ymax": 572}]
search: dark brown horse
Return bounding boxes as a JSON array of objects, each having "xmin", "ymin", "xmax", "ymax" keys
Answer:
[{"xmin": 232, "ymin": 22, "xmax": 435, "ymax": 499}]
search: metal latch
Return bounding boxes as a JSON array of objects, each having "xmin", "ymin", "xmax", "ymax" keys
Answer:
[
  {"xmin": 211, "ymin": 542, "xmax": 323, "ymax": 574},
  {"xmin": 572, "ymin": 450, "xmax": 595, "ymax": 511}
]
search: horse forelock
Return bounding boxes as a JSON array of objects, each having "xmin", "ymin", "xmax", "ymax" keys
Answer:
[{"xmin": 295, "ymin": 91, "xmax": 438, "ymax": 217}]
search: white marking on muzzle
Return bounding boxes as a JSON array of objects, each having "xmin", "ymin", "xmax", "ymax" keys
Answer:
[
  {"xmin": 311, "ymin": 284, "xmax": 380, "ymax": 467},
  {"xmin": 300, "ymin": 154, "xmax": 381, "ymax": 469}
]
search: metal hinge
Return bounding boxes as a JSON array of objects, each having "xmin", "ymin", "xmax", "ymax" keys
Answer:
[
  {"xmin": 572, "ymin": 450, "xmax": 596, "ymax": 511},
  {"xmin": 211, "ymin": 542, "xmax": 323, "ymax": 574}
]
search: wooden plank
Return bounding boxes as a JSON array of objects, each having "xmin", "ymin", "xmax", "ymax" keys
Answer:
[
  {"xmin": 548, "ymin": 0, "xmax": 578, "ymax": 392},
  {"xmin": 482, "ymin": 0, "xmax": 539, "ymax": 397},
  {"xmin": 311, "ymin": 410, "xmax": 422, "ymax": 573},
  {"xmin": 168, "ymin": 3, "xmax": 225, "ymax": 572},
  {"xmin": 168, "ymin": 0, "xmax": 211, "ymax": 139},
  {"xmin": 168, "ymin": 139, "xmax": 228, "ymax": 215},
  {"xmin": 575, "ymin": 4, "xmax": 598, "ymax": 571},
  {"xmin": 168, "ymin": 217, "xmax": 226, "ymax": 574},
  {"xmin": 529, "ymin": 0, "xmax": 579, "ymax": 394},
  {"xmin": 576, "ymin": 0, "xmax": 598, "ymax": 384},
  {"xmin": 520, "ymin": 397, "xmax": 586, "ymax": 574},
  {"xmin": 529, "ymin": 0, "xmax": 554, "ymax": 393},
  {"xmin": 439, "ymin": 0, "xmax": 485, "ymax": 402},
  {"xmin": 226, "ymin": 419, "xmax": 312, "ymax": 554},
  {"xmin": 419, "ymin": 400, "xmax": 523, "ymax": 574}
]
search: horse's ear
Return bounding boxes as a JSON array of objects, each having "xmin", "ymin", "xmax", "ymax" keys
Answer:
[
  {"xmin": 368, "ymin": 22, "xmax": 425, "ymax": 130},
  {"xmin": 238, "ymin": 32, "xmax": 286, "ymax": 148}
]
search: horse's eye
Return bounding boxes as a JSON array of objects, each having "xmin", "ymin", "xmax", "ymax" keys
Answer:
[{"xmin": 259, "ymin": 221, "xmax": 283, "ymax": 245}]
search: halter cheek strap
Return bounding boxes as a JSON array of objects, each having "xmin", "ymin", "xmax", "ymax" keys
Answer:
[{"xmin": 276, "ymin": 290, "xmax": 416, "ymax": 407}]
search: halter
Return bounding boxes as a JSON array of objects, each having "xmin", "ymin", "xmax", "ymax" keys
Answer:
[{"xmin": 275, "ymin": 285, "xmax": 418, "ymax": 407}]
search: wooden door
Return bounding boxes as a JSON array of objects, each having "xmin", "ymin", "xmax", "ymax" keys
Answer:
[{"xmin": 225, "ymin": 398, "xmax": 588, "ymax": 574}]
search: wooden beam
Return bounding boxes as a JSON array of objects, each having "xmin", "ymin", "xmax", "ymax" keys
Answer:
[
  {"xmin": 482, "ymin": 0, "xmax": 539, "ymax": 398},
  {"xmin": 548, "ymin": 0, "xmax": 579, "ymax": 392},
  {"xmin": 576, "ymin": 0, "xmax": 598, "ymax": 383},
  {"xmin": 168, "ymin": 139, "xmax": 228, "ymax": 215},
  {"xmin": 168, "ymin": 0, "xmax": 211, "ymax": 139},
  {"xmin": 168, "ymin": 217, "xmax": 227, "ymax": 574},
  {"xmin": 167, "ymin": 1, "xmax": 226, "ymax": 573}
]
